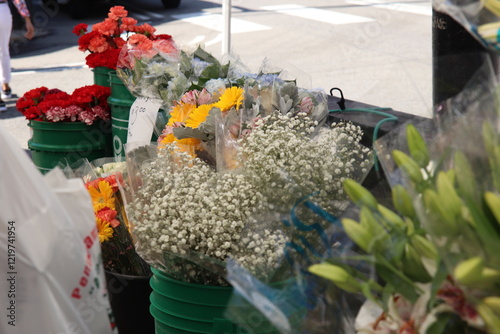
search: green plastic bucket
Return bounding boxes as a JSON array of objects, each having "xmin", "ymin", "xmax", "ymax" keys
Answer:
[
  {"xmin": 109, "ymin": 71, "xmax": 135, "ymax": 102},
  {"xmin": 109, "ymin": 99, "xmax": 167, "ymax": 157},
  {"xmin": 28, "ymin": 120, "xmax": 112, "ymax": 174},
  {"xmin": 92, "ymin": 66, "xmax": 115, "ymax": 87},
  {"xmin": 149, "ymin": 268, "xmax": 291, "ymax": 334},
  {"xmin": 109, "ymin": 99, "xmax": 133, "ymax": 157}
]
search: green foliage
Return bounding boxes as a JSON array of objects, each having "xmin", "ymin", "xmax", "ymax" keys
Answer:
[{"xmin": 309, "ymin": 120, "xmax": 500, "ymax": 333}]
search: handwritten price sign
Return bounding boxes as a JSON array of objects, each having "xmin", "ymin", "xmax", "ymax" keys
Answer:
[{"xmin": 127, "ymin": 97, "xmax": 162, "ymax": 145}]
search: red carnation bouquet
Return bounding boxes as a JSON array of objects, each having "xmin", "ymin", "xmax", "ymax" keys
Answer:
[
  {"xmin": 16, "ymin": 84, "xmax": 111, "ymax": 125},
  {"xmin": 72, "ymin": 5, "xmax": 162, "ymax": 69}
]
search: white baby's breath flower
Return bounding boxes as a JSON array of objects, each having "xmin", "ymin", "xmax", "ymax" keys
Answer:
[{"xmin": 127, "ymin": 110, "xmax": 372, "ymax": 285}]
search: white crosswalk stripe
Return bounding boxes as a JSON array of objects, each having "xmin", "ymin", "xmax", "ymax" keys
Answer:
[
  {"xmin": 345, "ymin": 0, "xmax": 432, "ymax": 16},
  {"xmin": 260, "ymin": 4, "xmax": 374, "ymax": 25},
  {"xmin": 171, "ymin": 12, "xmax": 271, "ymax": 33}
]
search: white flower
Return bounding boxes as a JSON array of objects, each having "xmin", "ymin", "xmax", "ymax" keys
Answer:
[{"xmin": 126, "ymin": 111, "xmax": 372, "ymax": 285}]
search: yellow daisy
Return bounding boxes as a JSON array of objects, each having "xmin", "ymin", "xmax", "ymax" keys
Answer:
[
  {"xmin": 215, "ymin": 87, "xmax": 244, "ymax": 112},
  {"xmin": 168, "ymin": 102, "xmax": 195, "ymax": 126},
  {"xmin": 185, "ymin": 104, "xmax": 214, "ymax": 129},
  {"xmin": 88, "ymin": 180, "xmax": 115, "ymax": 211},
  {"xmin": 159, "ymin": 132, "xmax": 201, "ymax": 158},
  {"xmin": 96, "ymin": 218, "xmax": 113, "ymax": 242},
  {"xmin": 159, "ymin": 133, "xmax": 176, "ymax": 147}
]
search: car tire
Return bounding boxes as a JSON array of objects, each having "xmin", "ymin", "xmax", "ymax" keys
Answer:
[{"xmin": 161, "ymin": 0, "xmax": 181, "ymax": 9}]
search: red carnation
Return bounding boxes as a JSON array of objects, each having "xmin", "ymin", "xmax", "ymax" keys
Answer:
[
  {"xmin": 154, "ymin": 34, "xmax": 172, "ymax": 41},
  {"xmin": 72, "ymin": 23, "xmax": 88, "ymax": 36}
]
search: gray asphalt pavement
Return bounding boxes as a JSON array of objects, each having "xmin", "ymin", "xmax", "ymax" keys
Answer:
[{"xmin": 1, "ymin": 0, "xmax": 432, "ymax": 150}]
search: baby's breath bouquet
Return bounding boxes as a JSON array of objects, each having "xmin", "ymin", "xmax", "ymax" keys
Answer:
[{"xmin": 120, "ymin": 75, "xmax": 373, "ymax": 285}]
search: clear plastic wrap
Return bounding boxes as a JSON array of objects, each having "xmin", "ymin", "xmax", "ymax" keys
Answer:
[
  {"xmin": 433, "ymin": 0, "xmax": 500, "ymax": 53},
  {"xmin": 341, "ymin": 62, "xmax": 500, "ymax": 332},
  {"xmin": 119, "ymin": 108, "xmax": 373, "ymax": 287}
]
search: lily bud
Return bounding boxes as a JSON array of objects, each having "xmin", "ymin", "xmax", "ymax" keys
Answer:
[
  {"xmin": 343, "ymin": 179, "xmax": 378, "ymax": 210},
  {"xmin": 423, "ymin": 189, "xmax": 459, "ymax": 236},
  {"xmin": 377, "ymin": 204, "xmax": 405, "ymax": 228},
  {"xmin": 406, "ymin": 124, "xmax": 429, "ymax": 168},
  {"xmin": 477, "ymin": 301, "xmax": 500, "ymax": 334},
  {"xmin": 391, "ymin": 184, "xmax": 416, "ymax": 218},
  {"xmin": 454, "ymin": 257, "xmax": 484, "ymax": 286},
  {"xmin": 341, "ymin": 218, "xmax": 371, "ymax": 252},
  {"xmin": 485, "ymin": 192, "xmax": 500, "ymax": 225},
  {"xmin": 454, "ymin": 151, "xmax": 478, "ymax": 200},
  {"xmin": 480, "ymin": 267, "xmax": 500, "ymax": 287},
  {"xmin": 309, "ymin": 263, "xmax": 361, "ymax": 293},
  {"xmin": 402, "ymin": 244, "xmax": 432, "ymax": 283},
  {"xmin": 436, "ymin": 171, "xmax": 462, "ymax": 223},
  {"xmin": 483, "ymin": 297, "xmax": 500, "ymax": 315},
  {"xmin": 392, "ymin": 150, "xmax": 424, "ymax": 184},
  {"xmin": 410, "ymin": 234, "xmax": 437, "ymax": 259},
  {"xmin": 360, "ymin": 207, "xmax": 388, "ymax": 252}
]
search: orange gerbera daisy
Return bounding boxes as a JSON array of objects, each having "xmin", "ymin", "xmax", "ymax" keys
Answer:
[
  {"xmin": 88, "ymin": 180, "xmax": 115, "ymax": 211},
  {"xmin": 168, "ymin": 102, "xmax": 195, "ymax": 126},
  {"xmin": 96, "ymin": 218, "xmax": 113, "ymax": 242},
  {"xmin": 185, "ymin": 104, "xmax": 214, "ymax": 129},
  {"xmin": 215, "ymin": 87, "xmax": 244, "ymax": 112}
]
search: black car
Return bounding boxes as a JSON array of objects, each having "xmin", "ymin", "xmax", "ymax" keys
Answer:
[{"xmin": 43, "ymin": 0, "xmax": 181, "ymax": 19}]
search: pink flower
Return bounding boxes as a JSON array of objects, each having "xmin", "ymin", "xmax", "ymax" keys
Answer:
[
  {"xmin": 88, "ymin": 35, "xmax": 109, "ymax": 53},
  {"xmin": 92, "ymin": 105, "xmax": 110, "ymax": 121},
  {"xmin": 108, "ymin": 5, "xmax": 128, "ymax": 20},
  {"xmin": 96, "ymin": 208, "xmax": 120, "ymax": 228},
  {"xmin": 128, "ymin": 34, "xmax": 153, "ymax": 51},
  {"xmin": 133, "ymin": 23, "xmax": 156, "ymax": 36},
  {"xmin": 299, "ymin": 96, "xmax": 314, "ymax": 114},
  {"xmin": 181, "ymin": 89, "xmax": 213, "ymax": 106},
  {"xmin": 45, "ymin": 106, "xmax": 67, "ymax": 122},
  {"xmin": 153, "ymin": 39, "xmax": 178, "ymax": 56},
  {"xmin": 92, "ymin": 18, "xmax": 118, "ymax": 37},
  {"xmin": 120, "ymin": 17, "xmax": 138, "ymax": 32},
  {"xmin": 65, "ymin": 105, "xmax": 82, "ymax": 122},
  {"xmin": 78, "ymin": 109, "xmax": 97, "ymax": 125}
]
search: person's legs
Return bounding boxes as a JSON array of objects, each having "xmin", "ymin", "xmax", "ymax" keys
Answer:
[{"xmin": 0, "ymin": 2, "xmax": 12, "ymax": 104}]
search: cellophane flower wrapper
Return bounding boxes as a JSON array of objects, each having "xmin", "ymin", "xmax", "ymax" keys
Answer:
[
  {"xmin": 117, "ymin": 44, "xmax": 236, "ymax": 112},
  {"xmin": 116, "ymin": 39, "xmax": 181, "ymax": 103},
  {"xmin": 68, "ymin": 157, "xmax": 151, "ymax": 276},
  {"xmin": 374, "ymin": 59, "xmax": 500, "ymax": 331},
  {"xmin": 223, "ymin": 191, "xmax": 372, "ymax": 333},
  {"xmin": 206, "ymin": 73, "xmax": 330, "ymax": 171},
  {"xmin": 433, "ymin": 0, "xmax": 500, "ymax": 54},
  {"xmin": 120, "ymin": 100, "xmax": 373, "ymax": 287},
  {"xmin": 219, "ymin": 117, "xmax": 374, "ymax": 332}
]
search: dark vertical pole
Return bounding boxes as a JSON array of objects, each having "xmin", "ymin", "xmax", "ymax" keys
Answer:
[{"xmin": 432, "ymin": 9, "xmax": 494, "ymax": 111}]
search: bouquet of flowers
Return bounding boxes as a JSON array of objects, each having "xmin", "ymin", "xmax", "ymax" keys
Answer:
[
  {"xmin": 116, "ymin": 45, "xmax": 231, "ymax": 111},
  {"xmin": 309, "ymin": 100, "xmax": 500, "ymax": 333},
  {"xmin": 118, "ymin": 63, "xmax": 373, "ymax": 286},
  {"xmin": 84, "ymin": 161, "xmax": 150, "ymax": 276},
  {"xmin": 72, "ymin": 5, "xmax": 168, "ymax": 69},
  {"xmin": 16, "ymin": 85, "xmax": 111, "ymax": 125},
  {"xmin": 156, "ymin": 70, "xmax": 330, "ymax": 168}
]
